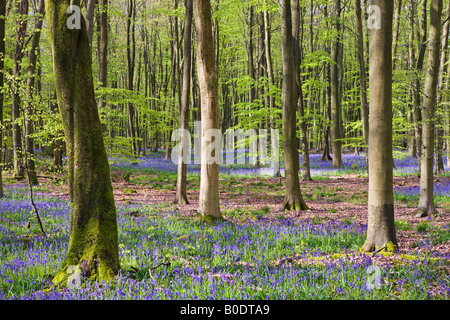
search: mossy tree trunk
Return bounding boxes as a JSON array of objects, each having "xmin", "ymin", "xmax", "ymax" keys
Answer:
[
  {"xmin": 194, "ymin": 0, "xmax": 222, "ymax": 220},
  {"xmin": 0, "ymin": 0, "xmax": 5, "ymax": 197},
  {"xmin": 415, "ymin": 0, "xmax": 442, "ymax": 218},
  {"xmin": 45, "ymin": 0, "xmax": 120, "ymax": 284},
  {"xmin": 278, "ymin": 0, "xmax": 308, "ymax": 212},
  {"xmin": 361, "ymin": 0, "xmax": 397, "ymax": 253},
  {"xmin": 175, "ymin": 0, "xmax": 192, "ymax": 205}
]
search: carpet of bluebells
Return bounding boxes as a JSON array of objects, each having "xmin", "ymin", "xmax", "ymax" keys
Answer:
[{"xmin": 0, "ymin": 151, "xmax": 449, "ymax": 300}]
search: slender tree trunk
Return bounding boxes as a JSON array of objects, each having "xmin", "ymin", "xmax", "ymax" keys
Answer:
[
  {"xmin": 355, "ymin": 0, "xmax": 369, "ymax": 167},
  {"xmin": 292, "ymin": 0, "xmax": 311, "ymax": 181},
  {"xmin": 278, "ymin": 0, "xmax": 308, "ymax": 211},
  {"xmin": 392, "ymin": 0, "xmax": 402, "ymax": 71},
  {"xmin": 98, "ymin": 0, "xmax": 108, "ymax": 110},
  {"xmin": 0, "ymin": 0, "xmax": 5, "ymax": 197},
  {"xmin": 414, "ymin": 0, "xmax": 428, "ymax": 169},
  {"xmin": 435, "ymin": 3, "xmax": 449, "ymax": 173},
  {"xmin": 175, "ymin": 0, "xmax": 192, "ymax": 205},
  {"xmin": 194, "ymin": 0, "xmax": 222, "ymax": 220},
  {"xmin": 361, "ymin": 0, "xmax": 397, "ymax": 253},
  {"xmin": 408, "ymin": 0, "xmax": 417, "ymax": 157},
  {"xmin": 416, "ymin": 0, "xmax": 442, "ymax": 218},
  {"xmin": 12, "ymin": 0, "xmax": 29, "ymax": 180},
  {"xmin": 127, "ymin": 0, "xmax": 137, "ymax": 159},
  {"xmin": 331, "ymin": 0, "xmax": 342, "ymax": 168},
  {"xmin": 45, "ymin": 0, "xmax": 120, "ymax": 284},
  {"xmin": 25, "ymin": 0, "xmax": 45, "ymax": 187}
]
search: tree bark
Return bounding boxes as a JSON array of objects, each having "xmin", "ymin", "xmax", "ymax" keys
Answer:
[
  {"xmin": 278, "ymin": 0, "xmax": 308, "ymax": 211},
  {"xmin": 416, "ymin": 0, "xmax": 442, "ymax": 218},
  {"xmin": 292, "ymin": 0, "xmax": 311, "ymax": 181},
  {"xmin": 12, "ymin": 0, "xmax": 29, "ymax": 180},
  {"xmin": 97, "ymin": 0, "xmax": 108, "ymax": 110},
  {"xmin": 435, "ymin": 3, "xmax": 449, "ymax": 173},
  {"xmin": 127, "ymin": 0, "xmax": 137, "ymax": 159},
  {"xmin": 25, "ymin": 0, "xmax": 45, "ymax": 187},
  {"xmin": 194, "ymin": 0, "xmax": 222, "ymax": 220},
  {"xmin": 331, "ymin": 0, "xmax": 342, "ymax": 168},
  {"xmin": 355, "ymin": 0, "xmax": 369, "ymax": 167},
  {"xmin": 361, "ymin": 0, "xmax": 397, "ymax": 253},
  {"xmin": 175, "ymin": 0, "xmax": 193, "ymax": 205},
  {"xmin": 0, "ymin": 0, "xmax": 5, "ymax": 197},
  {"xmin": 45, "ymin": 0, "xmax": 120, "ymax": 284}
]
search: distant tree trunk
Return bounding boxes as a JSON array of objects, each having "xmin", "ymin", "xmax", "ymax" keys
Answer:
[
  {"xmin": 414, "ymin": 0, "xmax": 428, "ymax": 169},
  {"xmin": 361, "ymin": 0, "xmax": 397, "ymax": 253},
  {"xmin": 416, "ymin": 0, "xmax": 442, "ymax": 218},
  {"xmin": 292, "ymin": 0, "xmax": 311, "ymax": 181},
  {"xmin": 392, "ymin": 0, "xmax": 402, "ymax": 70},
  {"xmin": 127, "ymin": 0, "xmax": 137, "ymax": 159},
  {"xmin": 194, "ymin": 0, "xmax": 222, "ymax": 220},
  {"xmin": 25, "ymin": 0, "xmax": 45, "ymax": 187},
  {"xmin": 355, "ymin": 0, "xmax": 369, "ymax": 167},
  {"xmin": 321, "ymin": 5, "xmax": 332, "ymax": 162},
  {"xmin": 331, "ymin": 0, "xmax": 342, "ymax": 168},
  {"xmin": 45, "ymin": 0, "xmax": 120, "ymax": 284},
  {"xmin": 435, "ymin": 2, "xmax": 449, "ymax": 173},
  {"xmin": 97, "ymin": 0, "xmax": 108, "ymax": 110},
  {"xmin": 12, "ymin": 0, "xmax": 29, "ymax": 180},
  {"xmin": 175, "ymin": 0, "xmax": 192, "ymax": 205},
  {"xmin": 407, "ymin": 0, "xmax": 417, "ymax": 157},
  {"xmin": 278, "ymin": 0, "xmax": 308, "ymax": 211},
  {"xmin": 0, "ymin": 0, "xmax": 5, "ymax": 197},
  {"xmin": 85, "ymin": 0, "xmax": 95, "ymax": 48}
]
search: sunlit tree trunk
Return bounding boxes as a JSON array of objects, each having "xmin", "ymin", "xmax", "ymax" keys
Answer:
[
  {"xmin": 416, "ymin": 0, "xmax": 442, "ymax": 218},
  {"xmin": 45, "ymin": 0, "xmax": 120, "ymax": 285},
  {"xmin": 361, "ymin": 0, "xmax": 397, "ymax": 253},
  {"xmin": 175, "ymin": 0, "xmax": 192, "ymax": 204},
  {"xmin": 278, "ymin": 0, "xmax": 308, "ymax": 211},
  {"xmin": 195, "ymin": 0, "xmax": 222, "ymax": 220},
  {"xmin": 331, "ymin": 0, "xmax": 342, "ymax": 168}
]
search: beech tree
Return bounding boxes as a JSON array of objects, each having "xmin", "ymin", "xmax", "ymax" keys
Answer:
[
  {"xmin": 278, "ymin": 0, "xmax": 308, "ymax": 211},
  {"xmin": 45, "ymin": 0, "xmax": 120, "ymax": 284},
  {"xmin": 0, "ymin": 0, "xmax": 5, "ymax": 197},
  {"xmin": 175, "ymin": 0, "xmax": 193, "ymax": 204},
  {"xmin": 415, "ymin": 0, "xmax": 442, "ymax": 218},
  {"xmin": 195, "ymin": 0, "xmax": 222, "ymax": 220},
  {"xmin": 361, "ymin": 0, "xmax": 397, "ymax": 253}
]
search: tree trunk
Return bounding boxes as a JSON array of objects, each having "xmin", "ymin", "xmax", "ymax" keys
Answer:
[
  {"xmin": 278, "ymin": 0, "xmax": 308, "ymax": 211},
  {"xmin": 361, "ymin": 0, "xmax": 397, "ymax": 253},
  {"xmin": 435, "ymin": 3, "xmax": 449, "ymax": 173},
  {"xmin": 127, "ymin": 0, "xmax": 137, "ymax": 159},
  {"xmin": 194, "ymin": 0, "xmax": 222, "ymax": 220},
  {"xmin": 416, "ymin": 0, "xmax": 442, "ymax": 218},
  {"xmin": 291, "ymin": 0, "xmax": 311, "ymax": 181},
  {"xmin": 45, "ymin": 0, "xmax": 120, "ymax": 284},
  {"xmin": 97, "ymin": 0, "xmax": 108, "ymax": 110},
  {"xmin": 392, "ymin": 0, "xmax": 402, "ymax": 71},
  {"xmin": 12, "ymin": 0, "xmax": 29, "ymax": 180},
  {"xmin": 355, "ymin": 0, "xmax": 369, "ymax": 167},
  {"xmin": 25, "ymin": 0, "xmax": 45, "ymax": 187},
  {"xmin": 0, "ymin": 0, "xmax": 5, "ymax": 197},
  {"xmin": 175, "ymin": 0, "xmax": 192, "ymax": 205},
  {"xmin": 331, "ymin": 0, "xmax": 342, "ymax": 168}
]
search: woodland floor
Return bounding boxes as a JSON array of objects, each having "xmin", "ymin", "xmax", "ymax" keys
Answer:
[{"xmin": 10, "ymin": 168, "xmax": 450, "ymax": 259}]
